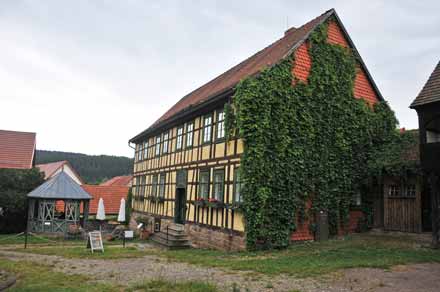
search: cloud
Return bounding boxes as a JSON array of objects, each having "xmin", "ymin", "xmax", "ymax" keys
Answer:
[{"xmin": 0, "ymin": 1, "xmax": 438, "ymax": 156}]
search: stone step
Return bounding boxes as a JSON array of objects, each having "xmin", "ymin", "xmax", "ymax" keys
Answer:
[
  {"xmin": 154, "ymin": 231, "xmax": 189, "ymax": 242},
  {"xmin": 165, "ymin": 223, "xmax": 185, "ymax": 233},
  {"xmin": 150, "ymin": 233, "xmax": 191, "ymax": 249},
  {"xmin": 158, "ymin": 228, "xmax": 187, "ymax": 238}
]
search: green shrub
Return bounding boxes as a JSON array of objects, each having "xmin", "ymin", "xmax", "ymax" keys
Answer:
[{"xmin": 0, "ymin": 168, "xmax": 44, "ymax": 233}]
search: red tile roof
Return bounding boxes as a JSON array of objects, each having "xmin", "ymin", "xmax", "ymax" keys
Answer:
[
  {"xmin": 100, "ymin": 175, "xmax": 132, "ymax": 187},
  {"xmin": 82, "ymin": 185, "xmax": 129, "ymax": 214},
  {"xmin": 154, "ymin": 10, "xmax": 331, "ymax": 126},
  {"xmin": 130, "ymin": 9, "xmax": 383, "ymax": 142},
  {"xmin": 411, "ymin": 61, "xmax": 440, "ymax": 108},
  {"xmin": 130, "ymin": 11, "xmax": 331, "ymax": 142},
  {"xmin": 0, "ymin": 129, "xmax": 36, "ymax": 169},
  {"xmin": 36, "ymin": 160, "xmax": 84, "ymax": 184}
]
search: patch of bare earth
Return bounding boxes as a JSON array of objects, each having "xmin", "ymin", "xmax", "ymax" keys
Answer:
[
  {"xmin": 327, "ymin": 263, "xmax": 440, "ymax": 292},
  {"xmin": 1, "ymin": 246, "xmax": 439, "ymax": 292}
]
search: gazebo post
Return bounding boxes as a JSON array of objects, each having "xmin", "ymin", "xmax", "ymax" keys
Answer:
[
  {"xmin": 24, "ymin": 197, "xmax": 29, "ymax": 249},
  {"xmin": 83, "ymin": 200, "xmax": 90, "ymax": 230}
]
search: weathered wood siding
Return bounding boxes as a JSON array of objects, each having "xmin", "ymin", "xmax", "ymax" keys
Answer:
[{"xmin": 383, "ymin": 176, "xmax": 422, "ymax": 233}]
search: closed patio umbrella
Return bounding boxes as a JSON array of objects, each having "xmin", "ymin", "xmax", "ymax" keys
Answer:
[
  {"xmin": 96, "ymin": 198, "xmax": 105, "ymax": 231},
  {"xmin": 96, "ymin": 198, "xmax": 106, "ymax": 220},
  {"xmin": 117, "ymin": 198, "xmax": 126, "ymax": 223}
]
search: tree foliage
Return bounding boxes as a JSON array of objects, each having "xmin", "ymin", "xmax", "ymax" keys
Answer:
[
  {"xmin": 36, "ymin": 150, "xmax": 133, "ymax": 184},
  {"xmin": 0, "ymin": 168, "xmax": 45, "ymax": 234},
  {"xmin": 227, "ymin": 21, "xmax": 402, "ymax": 249}
]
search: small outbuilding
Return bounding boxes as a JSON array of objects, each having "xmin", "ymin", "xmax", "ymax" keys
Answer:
[
  {"xmin": 27, "ymin": 171, "xmax": 92, "ymax": 234},
  {"xmin": 410, "ymin": 60, "xmax": 440, "ymax": 246}
]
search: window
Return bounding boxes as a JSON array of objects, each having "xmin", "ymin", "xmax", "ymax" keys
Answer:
[
  {"xmin": 203, "ymin": 115, "xmax": 212, "ymax": 143},
  {"xmin": 139, "ymin": 176, "xmax": 146, "ymax": 200},
  {"xmin": 163, "ymin": 132, "xmax": 169, "ymax": 153},
  {"xmin": 152, "ymin": 174, "xmax": 158, "ymax": 197},
  {"xmin": 135, "ymin": 144, "xmax": 140, "ymax": 162},
  {"xmin": 158, "ymin": 173, "xmax": 166, "ymax": 198},
  {"xmin": 427, "ymin": 130, "xmax": 440, "ymax": 143},
  {"xmin": 234, "ymin": 168, "xmax": 243, "ymax": 203},
  {"xmin": 135, "ymin": 143, "xmax": 144, "ymax": 162},
  {"xmin": 143, "ymin": 141, "xmax": 149, "ymax": 160},
  {"xmin": 176, "ymin": 126, "xmax": 184, "ymax": 150},
  {"xmin": 405, "ymin": 184, "xmax": 416, "ymax": 197},
  {"xmin": 186, "ymin": 122, "xmax": 194, "ymax": 147},
  {"xmin": 213, "ymin": 169, "xmax": 225, "ymax": 201},
  {"xmin": 388, "ymin": 185, "xmax": 400, "ymax": 197},
  {"xmin": 135, "ymin": 176, "xmax": 140, "ymax": 197},
  {"xmin": 155, "ymin": 135, "xmax": 161, "ymax": 156},
  {"xmin": 216, "ymin": 110, "xmax": 225, "ymax": 140},
  {"xmin": 198, "ymin": 170, "xmax": 210, "ymax": 199}
]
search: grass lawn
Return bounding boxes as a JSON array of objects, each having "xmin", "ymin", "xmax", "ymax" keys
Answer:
[
  {"xmin": 0, "ymin": 258, "xmax": 217, "ymax": 292},
  {"xmin": 14, "ymin": 245, "xmax": 152, "ymax": 260},
  {"xmin": 0, "ymin": 259, "xmax": 120, "ymax": 292},
  {"xmin": 5, "ymin": 233, "xmax": 440, "ymax": 279},
  {"xmin": 160, "ymin": 233, "xmax": 440, "ymax": 277},
  {"xmin": 127, "ymin": 280, "xmax": 219, "ymax": 292}
]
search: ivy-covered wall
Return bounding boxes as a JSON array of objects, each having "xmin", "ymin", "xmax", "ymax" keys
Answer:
[{"xmin": 226, "ymin": 20, "xmax": 402, "ymax": 250}]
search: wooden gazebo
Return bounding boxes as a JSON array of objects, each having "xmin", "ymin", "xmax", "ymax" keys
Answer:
[
  {"xmin": 410, "ymin": 60, "xmax": 440, "ymax": 247},
  {"xmin": 27, "ymin": 171, "xmax": 92, "ymax": 234}
]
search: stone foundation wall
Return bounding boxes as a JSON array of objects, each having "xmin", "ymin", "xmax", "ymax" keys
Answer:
[
  {"xmin": 130, "ymin": 211, "xmax": 245, "ymax": 251},
  {"xmin": 185, "ymin": 224, "xmax": 245, "ymax": 251}
]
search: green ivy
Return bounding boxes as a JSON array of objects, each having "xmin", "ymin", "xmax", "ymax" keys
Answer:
[{"xmin": 227, "ymin": 20, "xmax": 409, "ymax": 250}]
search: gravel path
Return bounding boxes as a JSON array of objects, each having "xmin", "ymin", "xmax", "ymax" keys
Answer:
[
  {"xmin": 0, "ymin": 248, "xmax": 324, "ymax": 292},
  {"xmin": 1, "ymin": 246, "xmax": 439, "ymax": 292}
]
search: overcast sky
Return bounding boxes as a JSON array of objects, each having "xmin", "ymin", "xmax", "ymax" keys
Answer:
[{"xmin": 1, "ymin": 1, "xmax": 439, "ymax": 157}]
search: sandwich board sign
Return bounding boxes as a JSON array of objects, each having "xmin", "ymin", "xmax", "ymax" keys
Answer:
[{"xmin": 87, "ymin": 231, "xmax": 104, "ymax": 253}]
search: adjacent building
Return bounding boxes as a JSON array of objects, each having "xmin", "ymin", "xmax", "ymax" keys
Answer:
[
  {"xmin": 36, "ymin": 160, "xmax": 84, "ymax": 185},
  {"xmin": 129, "ymin": 9, "xmax": 383, "ymax": 250},
  {"xmin": 410, "ymin": 60, "xmax": 440, "ymax": 246},
  {"xmin": 100, "ymin": 175, "xmax": 132, "ymax": 187},
  {"xmin": 0, "ymin": 129, "xmax": 36, "ymax": 169}
]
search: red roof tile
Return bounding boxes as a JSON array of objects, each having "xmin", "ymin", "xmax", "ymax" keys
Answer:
[
  {"xmin": 131, "ymin": 8, "xmax": 383, "ymax": 142},
  {"xmin": 0, "ymin": 129, "xmax": 36, "ymax": 169},
  {"xmin": 82, "ymin": 185, "xmax": 129, "ymax": 214},
  {"xmin": 100, "ymin": 175, "xmax": 132, "ymax": 187},
  {"xmin": 130, "ymin": 10, "xmax": 334, "ymax": 141}
]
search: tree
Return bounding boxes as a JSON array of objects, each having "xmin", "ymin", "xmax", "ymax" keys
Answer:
[{"xmin": 0, "ymin": 168, "xmax": 45, "ymax": 234}]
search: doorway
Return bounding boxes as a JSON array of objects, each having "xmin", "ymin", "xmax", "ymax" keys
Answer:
[{"xmin": 174, "ymin": 188, "xmax": 186, "ymax": 224}]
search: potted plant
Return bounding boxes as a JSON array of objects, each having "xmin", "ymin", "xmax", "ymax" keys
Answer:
[
  {"xmin": 194, "ymin": 197, "xmax": 206, "ymax": 207},
  {"xmin": 207, "ymin": 198, "xmax": 224, "ymax": 208}
]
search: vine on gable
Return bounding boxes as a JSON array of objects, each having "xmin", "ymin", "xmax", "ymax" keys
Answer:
[{"xmin": 227, "ymin": 20, "xmax": 402, "ymax": 250}]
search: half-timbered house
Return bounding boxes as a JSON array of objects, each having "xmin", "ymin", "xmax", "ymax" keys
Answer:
[{"xmin": 129, "ymin": 9, "xmax": 383, "ymax": 250}]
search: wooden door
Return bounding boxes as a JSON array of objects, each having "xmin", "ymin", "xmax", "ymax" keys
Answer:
[
  {"xmin": 384, "ymin": 177, "xmax": 422, "ymax": 233},
  {"xmin": 174, "ymin": 188, "xmax": 186, "ymax": 224}
]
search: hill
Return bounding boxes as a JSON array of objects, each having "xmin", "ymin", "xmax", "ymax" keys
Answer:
[{"xmin": 35, "ymin": 150, "xmax": 133, "ymax": 184}]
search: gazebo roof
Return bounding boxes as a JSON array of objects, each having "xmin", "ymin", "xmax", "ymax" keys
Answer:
[{"xmin": 28, "ymin": 171, "xmax": 92, "ymax": 200}]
